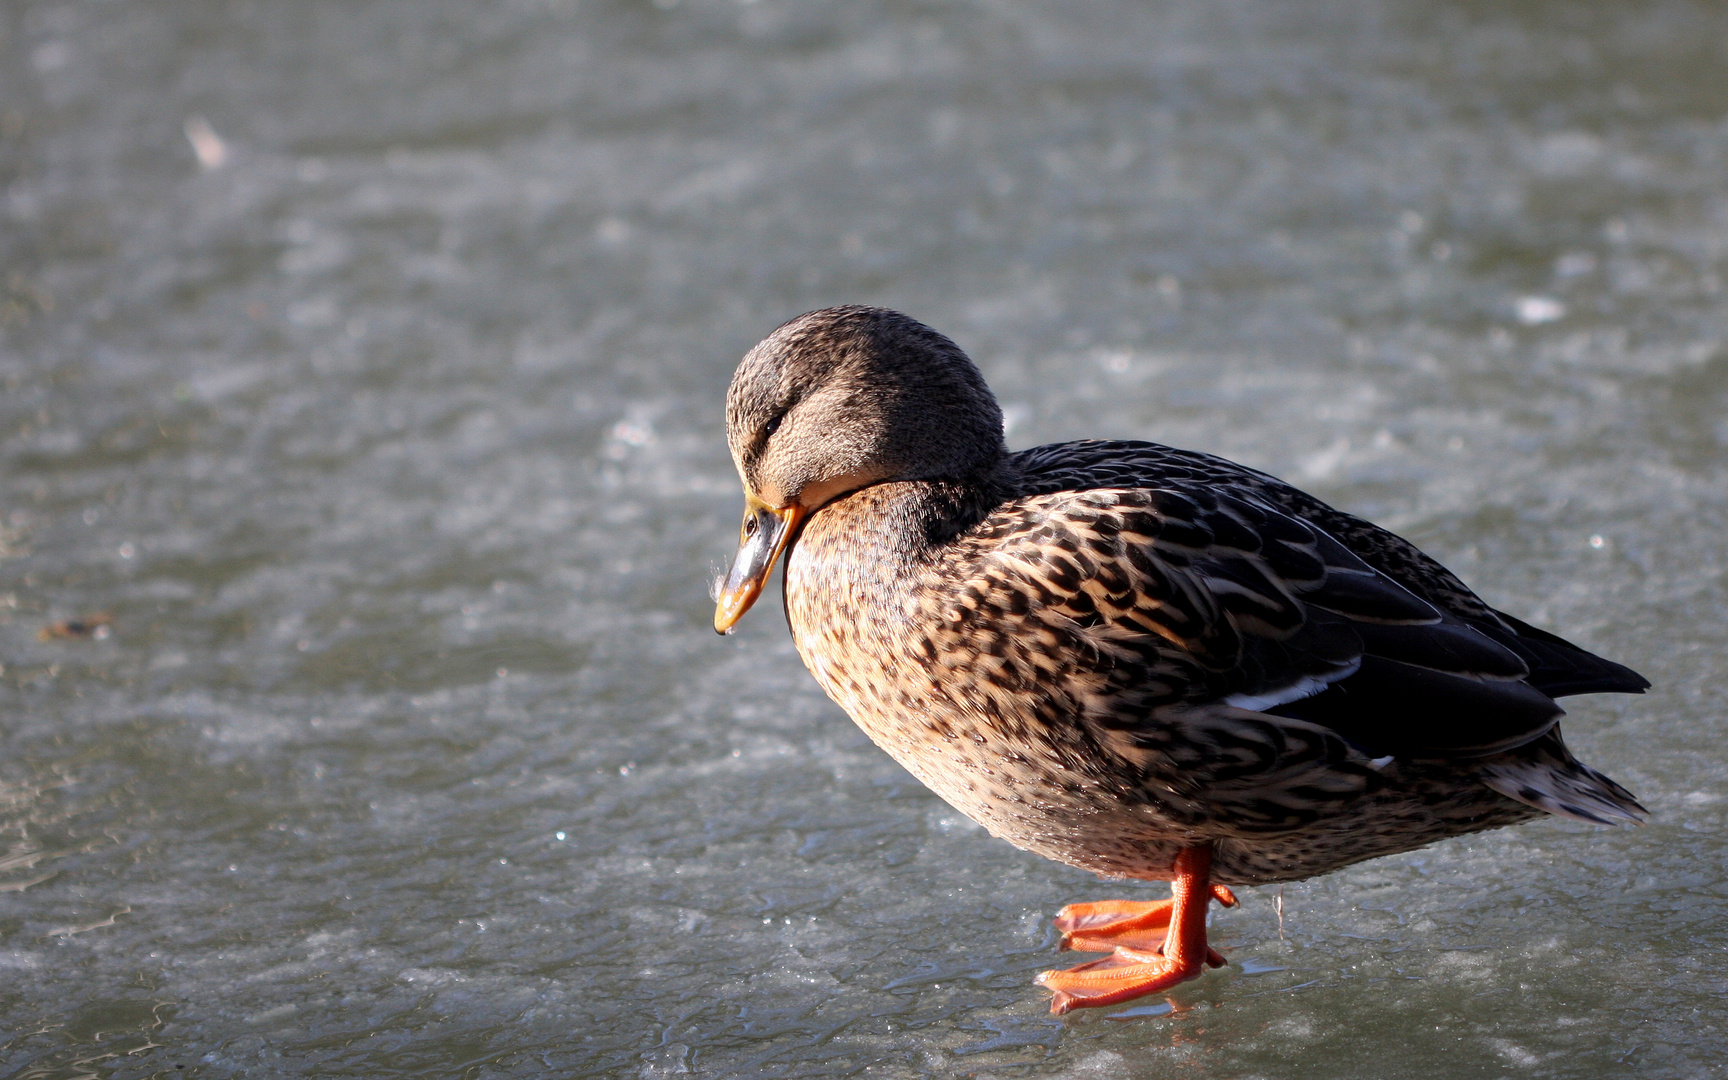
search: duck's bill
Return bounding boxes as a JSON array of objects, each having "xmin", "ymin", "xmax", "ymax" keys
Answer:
[{"xmin": 714, "ymin": 496, "xmax": 806, "ymax": 634}]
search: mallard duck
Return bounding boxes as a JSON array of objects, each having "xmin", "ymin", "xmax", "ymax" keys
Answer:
[{"xmin": 714, "ymin": 306, "xmax": 1647, "ymax": 1014}]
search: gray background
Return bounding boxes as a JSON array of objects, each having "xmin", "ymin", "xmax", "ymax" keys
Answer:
[{"xmin": 2, "ymin": 1, "xmax": 1724, "ymax": 1076}]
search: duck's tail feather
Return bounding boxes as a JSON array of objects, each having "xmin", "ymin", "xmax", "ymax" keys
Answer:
[{"xmin": 1479, "ymin": 730, "xmax": 1647, "ymax": 826}]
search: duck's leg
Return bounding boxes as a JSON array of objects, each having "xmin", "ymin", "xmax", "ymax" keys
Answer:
[{"xmin": 1036, "ymin": 844, "xmax": 1235, "ymax": 1014}]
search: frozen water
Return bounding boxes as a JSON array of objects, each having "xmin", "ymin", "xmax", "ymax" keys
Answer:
[{"xmin": 3, "ymin": 0, "xmax": 1727, "ymax": 1077}]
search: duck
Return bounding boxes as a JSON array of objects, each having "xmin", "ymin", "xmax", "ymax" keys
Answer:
[{"xmin": 713, "ymin": 306, "xmax": 1648, "ymax": 1015}]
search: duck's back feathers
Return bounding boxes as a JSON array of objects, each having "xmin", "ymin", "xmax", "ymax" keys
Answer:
[
  {"xmin": 1002, "ymin": 438, "xmax": 1647, "ymax": 782},
  {"xmin": 1016, "ymin": 440, "xmax": 1492, "ymax": 619}
]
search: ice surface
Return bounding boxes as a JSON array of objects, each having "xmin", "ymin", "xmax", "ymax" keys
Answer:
[{"xmin": 3, "ymin": 0, "xmax": 1727, "ymax": 1077}]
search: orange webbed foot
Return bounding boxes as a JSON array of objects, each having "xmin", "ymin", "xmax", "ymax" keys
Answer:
[
  {"xmin": 1036, "ymin": 947, "xmax": 1212, "ymax": 1013},
  {"xmin": 1053, "ymin": 897, "xmax": 1173, "ymax": 953},
  {"xmin": 1038, "ymin": 845, "xmax": 1234, "ymax": 1015}
]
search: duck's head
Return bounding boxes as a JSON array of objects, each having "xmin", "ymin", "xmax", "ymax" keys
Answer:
[{"xmin": 714, "ymin": 306, "xmax": 1004, "ymax": 633}]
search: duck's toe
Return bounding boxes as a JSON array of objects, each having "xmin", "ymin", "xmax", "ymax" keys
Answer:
[{"xmin": 1037, "ymin": 947, "xmax": 1220, "ymax": 1014}]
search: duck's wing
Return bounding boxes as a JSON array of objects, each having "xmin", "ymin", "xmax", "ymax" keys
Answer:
[
  {"xmin": 1223, "ymin": 477, "xmax": 1651, "ymax": 698},
  {"xmin": 1011, "ymin": 439, "xmax": 1650, "ymax": 700},
  {"xmin": 1468, "ymin": 611, "xmax": 1649, "ymax": 698},
  {"xmin": 973, "ymin": 483, "xmax": 1565, "ymax": 763}
]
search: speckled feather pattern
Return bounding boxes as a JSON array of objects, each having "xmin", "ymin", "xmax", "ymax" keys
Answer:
[{"xmin": 781, "ymin": 439, "xmax": 1643, "ymax": 886}]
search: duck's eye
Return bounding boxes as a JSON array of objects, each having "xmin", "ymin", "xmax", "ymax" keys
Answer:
[{"xmin": 763, "ymin": 413, "xmax": 785, "ymax": 438}]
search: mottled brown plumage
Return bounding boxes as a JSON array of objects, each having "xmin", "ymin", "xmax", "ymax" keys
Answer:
[{"xmin": 715, "ymin": 306, "xmax": 1648, "ymax": 1008}]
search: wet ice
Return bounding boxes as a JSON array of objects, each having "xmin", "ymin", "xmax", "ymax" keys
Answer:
[{"xmin": 3, "ymin": 0, "xmax": 1727, "ymax": 1077}]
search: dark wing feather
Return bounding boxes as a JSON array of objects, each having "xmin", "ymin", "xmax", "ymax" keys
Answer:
[
  {"xmin": 1475, "ymin": 611, "xmax": 1650, "ymax": 697},
  {"xmin": 1268, "ymin": 657, "xmax": 1561, "ymax": 758}
]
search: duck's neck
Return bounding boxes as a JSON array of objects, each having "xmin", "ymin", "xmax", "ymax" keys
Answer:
[
  {"xmin": 897, "ymin": 461, "xmax": 1017, "ymax": 556},
  {"xmin": 789, "ymin": 457, "xmax": 1015, "ymax": 585}
]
